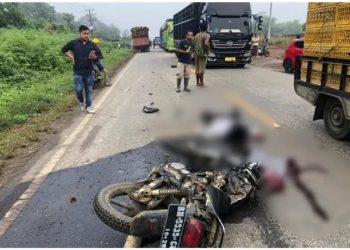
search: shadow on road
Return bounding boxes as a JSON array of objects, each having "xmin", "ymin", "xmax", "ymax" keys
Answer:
[{"xmin": 0, "ymin": 142, "xmax": 171, "ymax": 247}]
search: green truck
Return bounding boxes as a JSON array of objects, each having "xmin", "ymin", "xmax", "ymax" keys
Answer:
[{"xmin": 160, "ymin": 19, "xmax": 175, "ymax": 52}]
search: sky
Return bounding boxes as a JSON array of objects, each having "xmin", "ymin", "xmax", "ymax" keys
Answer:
[{"xmin": 51, "ymin": 2, "xmax": 308, "ymax": 38}]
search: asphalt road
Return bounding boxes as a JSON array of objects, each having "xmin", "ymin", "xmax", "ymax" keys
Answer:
[{"xmin": 0, "ymin": 49, "xmax": 350, "ymax": 247}]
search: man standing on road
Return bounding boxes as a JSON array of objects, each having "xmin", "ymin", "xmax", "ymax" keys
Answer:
[
  {"xmin": 251, "ymin": 33, "xmax": 259, "ymax": 58},
  {"xmin": 61, "ymin": 25, "xmax": 100, "ymax": 114},
  {"xmin": 175, "ymin": 31, "xmax": 194, "ymax": 92},
  {"xmin": 194, "ymin": 20, "xmax": 210, "ymax": 87}
]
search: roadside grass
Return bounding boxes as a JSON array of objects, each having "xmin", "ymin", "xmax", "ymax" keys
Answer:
[{"xmin": 0, "ymin": 48, "xmax": 133, "ymax": 161}]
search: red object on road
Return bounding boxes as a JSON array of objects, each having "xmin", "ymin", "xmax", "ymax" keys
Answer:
[
  {"xmin": 283, "ymin": 38, "xmax": 304, "ymax": 73},
  {"xmin": 69, "ymin": 196, "xmax": 77, "ymax": 203},
  {"xmin": 262, "ymin": 168, "xmax": 285, "ymax": 193}
]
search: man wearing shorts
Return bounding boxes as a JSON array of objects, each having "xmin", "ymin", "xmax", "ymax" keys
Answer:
[{"xmin": 175, "ymin": 31, "xmax": 194, "ymax": 92}]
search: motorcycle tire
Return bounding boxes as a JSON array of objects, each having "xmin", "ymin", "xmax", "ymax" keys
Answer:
[
  {"xmin": 94, "ymin": 182, "xmax": 145, "ymax": 234},
  {"xmin": 99, "ymin": 70, "xmax": 107, "ymax": 85},
  {"xmin": 92, "ymin": 70, "xmax": 97, "ymax": 89}
]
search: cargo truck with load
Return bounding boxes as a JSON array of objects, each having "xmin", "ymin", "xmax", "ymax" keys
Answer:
[
  {"xmin": 294, "ymin": 2, "xmax": 350, "ymax": 140},
  {"xmin": 173, "ymin": 2, "xmax": 262, "ymax": 67},
  {"xmin": 131, "ymin": 26, "xmax": 150, "ymax": 52}
]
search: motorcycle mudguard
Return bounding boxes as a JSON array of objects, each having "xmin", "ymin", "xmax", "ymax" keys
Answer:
[
  {"xmin": 129, "ymin": 209, "xmax": 168, "ymax": 238},
  {"xmin": 206, "ymin": 185, "xmax": 232, "ymax": 217}
]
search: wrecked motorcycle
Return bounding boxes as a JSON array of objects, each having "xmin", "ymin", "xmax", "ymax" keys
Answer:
[
  {"xmin": 93, "ymin": 110, "xmax": 276, "ymax": 247},
  {"xmin": 94, "ymin": 159, "xmax": 261, "ymax": 247}
]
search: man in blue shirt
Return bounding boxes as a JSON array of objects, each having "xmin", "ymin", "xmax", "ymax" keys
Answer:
[
  {"xmin": 176, "ymin": 31, "xmax": 194, "ymax": 93},
  {"xmin": 62, "ymin": 25, "xmax": 100, "ymax": 114}
]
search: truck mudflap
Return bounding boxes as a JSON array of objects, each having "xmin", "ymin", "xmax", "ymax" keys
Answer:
[{"xmin": 294, "ymin": 55, "xmax": 350, "ymax": 119}]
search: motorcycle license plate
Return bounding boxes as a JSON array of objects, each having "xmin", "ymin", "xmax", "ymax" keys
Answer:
[
  {"xmin": 160, "ymin": 204, "xmax": 187, "ymax": 248},
  {"xmin": 225, "ymin": 57, "xmax": 236, "ymax": 62}
]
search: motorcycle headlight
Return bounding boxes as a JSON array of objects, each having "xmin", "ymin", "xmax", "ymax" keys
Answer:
[{"xmin": 244, "ymin": 51, "xmax": 251, "ymax": 57}]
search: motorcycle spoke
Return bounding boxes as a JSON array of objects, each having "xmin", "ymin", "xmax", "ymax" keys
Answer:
[{"xmin": 110, "ymin": 199, "xmax": 134, "ymax": 210}]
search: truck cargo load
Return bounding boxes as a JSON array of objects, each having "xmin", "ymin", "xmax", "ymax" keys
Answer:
[
  {"xmin": 131, "ymin": 26, "xmax": 150, "ymax": 52},
  {"xmin": 294, "ymin": 2, "xmax": 350, "ymax": 139}
]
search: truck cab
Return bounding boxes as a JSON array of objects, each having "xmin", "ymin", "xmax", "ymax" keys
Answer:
[
  {"xmin": 205, "ymin": 2, "xmax": 253, "ymax": 66},
  {"xmin": 161, "ymin": 19, "xmax": 176, "ymax": 52},
  {"xmin": 173, "ymin": 2, "xmax": 257, "ymax": 67}
]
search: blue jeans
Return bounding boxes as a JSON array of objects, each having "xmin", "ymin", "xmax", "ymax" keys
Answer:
[{"xmin": 73, "ymin": 73, "xmax": 94, "ymax": 108}]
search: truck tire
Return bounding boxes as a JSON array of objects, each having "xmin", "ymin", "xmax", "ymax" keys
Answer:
[
  {"xmin": 93, "ymin": 183, "xmax": 145, "ymax": 235},
  {"xmin": 323, "ymin": 98, "xmax": 350, "ymax": 140},
  {"xmin": 283, "ymin": 59, "xmax": 294, "ymax": 73}
]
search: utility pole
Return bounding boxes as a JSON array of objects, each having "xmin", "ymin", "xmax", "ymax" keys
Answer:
[
  {"xmin": 268, "ymin": 2, "xmax": 272, "ymax": 41},
  {"xmin": 86, "ymin": 9, "xmax": 94, "ymax": 37}
]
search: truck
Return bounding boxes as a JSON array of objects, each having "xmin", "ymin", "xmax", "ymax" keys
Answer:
[
  {"xmin": 160, "ymin": 19, "xmax": 176, "ymax": 52},
  {"xmin": 130, "ymin": 26, "xmax": 150, "ymax": 52},
  {"xmin": 153, "ymin": 37, "xmax": 161, "ymax": 48},
  {"xmin": 173, "ymin": 2, "xmax": 261, "ymax": 67},
  {"xmin": 294, "ymin": 2, "xmax": 350, "ymax": 140}
]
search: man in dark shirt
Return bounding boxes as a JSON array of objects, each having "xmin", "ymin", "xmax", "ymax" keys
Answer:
[
  {"xmin": 176, "ymin": 31, "xmax": 194, "ymax": 92},
  {"xmin": 61, "ymin": 25, "xmax": 100, "ymax": 114}
]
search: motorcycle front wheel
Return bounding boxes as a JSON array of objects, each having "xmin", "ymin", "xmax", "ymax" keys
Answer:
[{"xmin": 94, "ymin": 182, "xmax": 147, "ymax": 234}]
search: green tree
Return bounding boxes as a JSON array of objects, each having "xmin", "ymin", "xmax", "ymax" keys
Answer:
[
  {"xmin": 0, "ymin": 3, "xmax": 26, "ymax": 28},
  {"xmin": 256, "ymin": 12, "xmax": 303, "ymax": 36},
  {"xmin": 122, "ymin": 29, "xmax": 130, "ymax": 38},
  {"xmin": 78, "ymin": 14, "xmax": 121, "ymax": 41},
  {"xmin": 20, "ymin": 2, "xmax": 56, "ymax": 21},
  {"xmin": 302, "ymin": 22, "xmax": 306, "ymax": 32},
  {"xmin": 63, "ymin": 13, "xmax": 75, "ymax": 31}
]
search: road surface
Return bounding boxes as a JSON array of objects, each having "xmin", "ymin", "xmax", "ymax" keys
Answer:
[{"xmin": 0, "ymin": 49, "xmax": 350, "ymax": 247}]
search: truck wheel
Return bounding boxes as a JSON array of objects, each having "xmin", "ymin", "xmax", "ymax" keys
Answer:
[
  {"xmin": 323, "ymin": 98, "xmax": 350, "ymax": 140},
  {"xmin": 283, "ymin": 59, "xmax": 294, "ymax": 73}
]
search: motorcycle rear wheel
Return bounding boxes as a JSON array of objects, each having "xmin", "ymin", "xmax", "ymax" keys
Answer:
[{"xmin": 94, "ymin": 182, "xmax": 147, "ymax": 234}]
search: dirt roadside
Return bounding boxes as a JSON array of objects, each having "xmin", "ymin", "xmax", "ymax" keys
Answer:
[
  {"xmin": 0, "ymin": 55, "xmax": 134, "ymax": 189},
  {"xmin": 250, "ymin": 46, "xmax": 286, "ymax": 73}
]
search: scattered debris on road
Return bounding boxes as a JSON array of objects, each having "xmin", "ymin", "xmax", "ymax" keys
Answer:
[
  {"xmin": 143, "ymin": 106, "xmax": 159, "ymax": 113},
  {"xmin": 69, "ymin": 196, "xmax": 77, "ymax": 203}
]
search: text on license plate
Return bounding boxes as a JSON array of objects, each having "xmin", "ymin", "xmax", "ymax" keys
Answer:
[
  {"xmin": 225, "ymin": 57, "xmax": 236, "ymax": 62},
  {"xmin": 160, "ymin": 204, "xmax": 187, "ymax": 248}
]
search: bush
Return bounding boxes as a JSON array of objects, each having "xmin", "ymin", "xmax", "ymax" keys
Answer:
[
  {"xmin": 0, "ymin": 29, "xmax": 74, "ymax": 86},
  {"xmin": 0, "ymin": 28, "xmax": 132, "ymax": 132}
]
